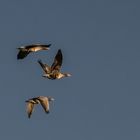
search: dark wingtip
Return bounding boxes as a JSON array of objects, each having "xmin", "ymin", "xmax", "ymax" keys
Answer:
[
  {"xmin": 17, "ymin": 57, "xmax": 21, "ymax": 60},
  {"xmin": 17, "ymin": 56, "xmax": 22, "ymax": 60},
  {"xmin": 37, "ymin": 59, "xmax": 42, "ymax": 63},
  {"xmin": 47, "ymin": 44, "xmax": 51, "ymax": 47},
  {"xmin": 46, "ymin": 111, "xmax": 50, "ymax": 114},
  {"xmin": 17, "ymin": 53, "xmax": 20, "ymax": 59},
  {"xmin": 57, "ymin": 49, "xmax": 62, "ymax": 55}
]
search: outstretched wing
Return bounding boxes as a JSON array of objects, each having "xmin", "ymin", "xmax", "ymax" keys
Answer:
[
  {"xmin": 38, "ymin": 97, "xmax": 50, "ymax": 113},
  {"xmin": 26, "ymin": 102, "xmax": 34, "ymax": 118},
  {"xmin": 38, "ymin": 59, "xmax": 51, "ymax": 74},
  {"xmin": 51, "ymin": 49, "xmax": 63, "ymax": 71},
  {"xmin": 17, "ymin": 50, "xmax": 30, "ymax": 59}
]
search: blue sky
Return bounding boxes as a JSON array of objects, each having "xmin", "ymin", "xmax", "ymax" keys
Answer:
[{"xmin": 0, "ymin": 0, "xmax": 140, "ymax": 139}]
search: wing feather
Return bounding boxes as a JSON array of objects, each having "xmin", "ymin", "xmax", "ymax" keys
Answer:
[
  {"xmin": 38, "ymin": 59, "xmax": 51, "ymax": 74},
  {"xmin": 17, "ymin": 50, "xmax": 30, "ymax": 59},
  {"xmin": 38, "ymin": 97, "xmax": 49, "ymax": 113},
  {"xmin": 26, "ymin": 102, "xmax": 34, "ymax": 118},
  {"xmin": 51, "ymin": 49, "xmax": 63, "ymax": 71}
]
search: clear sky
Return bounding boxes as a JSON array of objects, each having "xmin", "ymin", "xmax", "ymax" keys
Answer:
[{"xmin": 0, "ymin": 0, "xmax": 140, "ymax": 139}]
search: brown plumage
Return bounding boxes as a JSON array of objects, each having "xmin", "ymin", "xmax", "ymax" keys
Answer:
[
  {"xmin": 38, "ymin": 49, "xmax": 71, "ymax": 80},
  {"xmin": 17, "ymin": 44, "xmax": 51, "ymax": 59},
  {"xmin": 25, "ymin": 96, "xmax": 54, "ymax": 118}
]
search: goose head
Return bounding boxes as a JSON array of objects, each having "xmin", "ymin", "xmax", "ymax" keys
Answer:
[{"xmin": 48, "ymin": 97, "xmax": 54, "ymax": 102}]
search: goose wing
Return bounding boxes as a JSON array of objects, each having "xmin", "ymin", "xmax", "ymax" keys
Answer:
[
  {"xmin": 17, "ymin": 50, "xmax": 30, "ymax": 59},
  {"xmin": 38, "ymin": 59, "xmax": 51, "ymax": 73},
  {"xmin": 26, "ymin": 102, "xmax": 35, "ymax": 118},
  {"xmin": 51, "ymin": 49, "xmax": 63, "ymax": 71},
  {"xmin": 38, "ymin": 97, "xmax": 50, "ymax": 113}
]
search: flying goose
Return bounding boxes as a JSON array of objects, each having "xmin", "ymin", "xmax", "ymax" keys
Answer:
[
  {"xmin": 25, "ymin": 96, "xmax": 54, "ymax": 118},
  {"xmin": 38, "ymin": 49, "xmax": 71, "ymax": 80},
  {"xmin": 17, "ymin": 44, "xmax": 51, "ymax": 59}
]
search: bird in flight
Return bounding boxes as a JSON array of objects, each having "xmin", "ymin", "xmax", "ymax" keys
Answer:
[
  {"xmin": 17, "ymin": 44, "xmax": 51, "ymax": 59},
  {"xmin": 25, "ymin": 96, "xmax": 54, "ymax": 118},
  {"xmin": 38, "ymin": 49, "xmax": 71, "ymax": 80}
]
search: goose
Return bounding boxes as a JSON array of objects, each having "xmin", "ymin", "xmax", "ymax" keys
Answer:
[
  {"xmin": 17, "ymin": 44, "xmax": 51, "ymax": 59},
  {"xmin": 25, "ymin": 96, "xmax": 54, "ymax": 118},
  {"xmin": 38, "ymin": 49, "xmax": 71, "ymax": 80}
]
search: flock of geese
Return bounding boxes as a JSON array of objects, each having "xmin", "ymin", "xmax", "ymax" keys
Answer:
[{"xmin": 17, "ymin": 44, "xmax": 71, "ymax": 118}]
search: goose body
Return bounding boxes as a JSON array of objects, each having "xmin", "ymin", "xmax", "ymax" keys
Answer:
[
  {"xmin": 38, "ymin": 49, "xmax": 71, "ymax": 80},
  {"xmin": 17, "ymin": 44, "xmax": 51, "ymax": 59},
  {"xmin": 25, "ymin": 96, "xmax": 54, "ymax": 118}
]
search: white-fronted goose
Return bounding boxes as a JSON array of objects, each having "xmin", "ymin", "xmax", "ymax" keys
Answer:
[
  {"xmin": 25, "ymin": 96, "xmax": 54, "ymax": 118},
  {"xmin": 38, "ymin": 49, "xmax": 71, "ymax": 80},
  {"xmin": 17, "ymin": 44, "xmax": 51, "ymax": 59}
]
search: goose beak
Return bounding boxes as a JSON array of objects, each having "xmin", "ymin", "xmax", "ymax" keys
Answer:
[
  {"xmin": 42, "ymin": 74, "xmax": 47, "ymax": 77},
  {"xmin": 43, "ymin": 47, "xmax": 50, "ymax": 50},
  {"xmin": 51, "ymin": 98, "xmax": 55, "ymax": 101},
  {"xmin": 67, "ymin": 74, "xmax": 71, "ymax": 77},
  {"xmin": 17, "ymin": 46, "xmax": 24, "ymax": 49}
]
